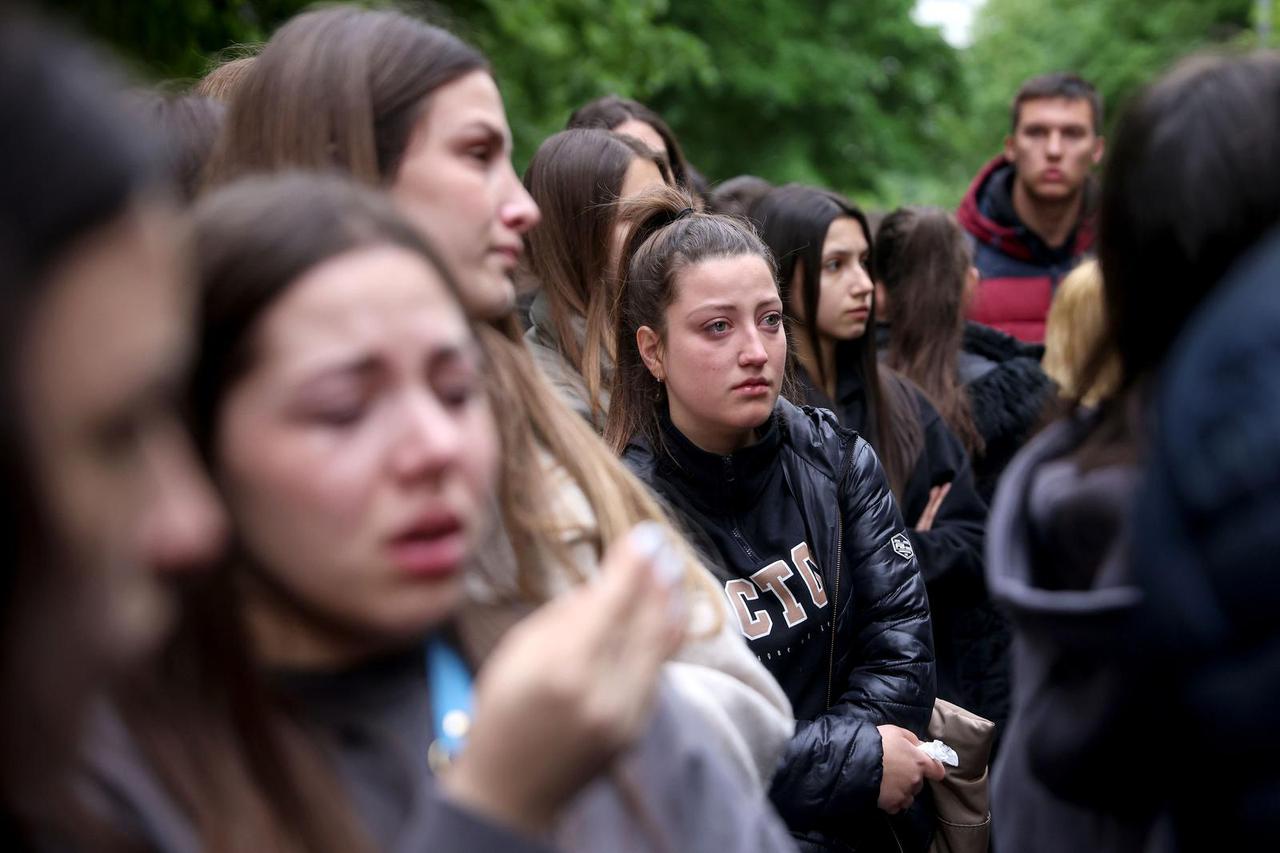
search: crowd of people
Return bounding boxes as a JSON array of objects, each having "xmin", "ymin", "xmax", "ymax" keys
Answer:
[{"xmin": 2, "ymin": 3, "xmax": 1278, "ymax": 851}]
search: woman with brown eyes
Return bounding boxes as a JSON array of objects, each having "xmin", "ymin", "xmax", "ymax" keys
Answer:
[
  {"xmin": 207, "ymin": 2, "xmax": 794, "ymax": 799},
  {"xmin": 750, "ymin": 186, "xmax": 997, "ymax": 738}
]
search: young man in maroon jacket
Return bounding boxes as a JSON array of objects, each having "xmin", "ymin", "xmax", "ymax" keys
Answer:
[{"xmin": 957, "ymin": 73, "xmax": 1105, "ymax": 343}]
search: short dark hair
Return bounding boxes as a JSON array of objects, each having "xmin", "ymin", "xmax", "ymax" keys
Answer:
[{"xmin": 1011, "ymin": 73, "xmax": 1102, "ymax": 133}]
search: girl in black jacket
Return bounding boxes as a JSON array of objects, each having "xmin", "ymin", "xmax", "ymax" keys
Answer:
[
  {"xmin": 750, "ymin": 187, "xmax": 1001, "ymax": 736},
  {"xmin": 607, "ymin": 186, "xmax": 943, "ymax": 852}
]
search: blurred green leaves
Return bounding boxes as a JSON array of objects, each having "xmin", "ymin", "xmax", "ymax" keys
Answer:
[{"xmin": 46, "ymin": 0, "xmax": 1262, "ymax": 208}]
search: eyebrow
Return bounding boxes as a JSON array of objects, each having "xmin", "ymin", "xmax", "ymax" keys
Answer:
[
  {"xmin": 456, "ymin": 120, "xmax": 510, "ymax": 148},
  {"xmin": 296, "ymin": 341, "xmax": 475, "ymax": 384},
  {"xmin": 690, "ymin": 299, "xmax": 782, "ymax": 314}
]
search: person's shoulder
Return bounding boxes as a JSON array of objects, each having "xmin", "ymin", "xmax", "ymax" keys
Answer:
[{"xmin": 775, "ymin": 397, "xmax": 875, "ymax": 489}]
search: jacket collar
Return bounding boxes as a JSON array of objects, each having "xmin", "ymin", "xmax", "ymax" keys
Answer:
[
  {"xmin": 957, "ymin": 155, "xmax": 1097, "ymax": 264},
  {"xmin": 657, "ymin": 406, "xmax": 783, "ymax": 511}
]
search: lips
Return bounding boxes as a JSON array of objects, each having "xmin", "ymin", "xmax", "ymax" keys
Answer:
[
  {"xmin": 387, "ymin": 513, "xmax": 466, "ymax": 578},
  {"xmin": 490, "ymin": 245, "xmax": 522, "ymax": 269}
]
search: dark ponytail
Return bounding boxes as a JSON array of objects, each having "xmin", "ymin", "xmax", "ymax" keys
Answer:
[{"xmin": 604, "ymin": 185, "xmax": 778, "ymax": 454}]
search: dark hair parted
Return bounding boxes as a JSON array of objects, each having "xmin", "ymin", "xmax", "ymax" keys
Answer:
[
  {"xmin": 1078, "ymin": 52, "xmax": 1280, "ymax": 464},
  {"xmin": 0, "ymin": 13, "xmax": 161, "ymax": 836},
  {"xmin": 206, "ymin": 5, "xmax": 487, "ymax": 186},
  {"xmin": 567, "ymin": 94, "xmax": 691, "ymax": 190},
  {"xmin": 708, "ymin": 175, "xmax": 773, "ymax": 218},
  {"xmin": 1012, "ymin": 72, "xmax": 1103, "ymax": 133},
  {"xmin": 523, "ymin": 128, "xmax": 671, "ymax": 424},
  {"xmin": 604, "ymin": 186, "xmax": 777, "ymax": 454},
  {"xmin": 751, "ymin": 184, "xmax": 921, "ymax": 496},
  {"xmin": 873, "ymin": 207, "xmax": 984, "ymax": 456}
]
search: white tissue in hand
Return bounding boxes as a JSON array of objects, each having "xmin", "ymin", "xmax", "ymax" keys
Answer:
[{"xmin": 918, "ymin": 739, "xmax": 958, "ymax": 767}]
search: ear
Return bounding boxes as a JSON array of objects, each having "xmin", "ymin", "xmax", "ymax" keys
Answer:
[
  {"xmin": 1090, "ymin": 135, "xmax": 1106, "ymax": 167},
  {"xmin": 873, "ymin": 282, "xmax": 890, "ymax": 320},
  {"xmin": 1003, "ymin": 133, "xmax": 1016, "ymax": 163},
  {"xmin": 636, "ymin": 325, "xmax": 665, "ymax": 382}
]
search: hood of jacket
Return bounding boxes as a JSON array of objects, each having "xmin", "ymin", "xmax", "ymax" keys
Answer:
[
  {"xmin": 986, "ymin": 412, "xmax": 1141, "ymax": 654},
  {"xmin": 957, "ymin": 155, "xmax": 1097, "ymax": 264}
]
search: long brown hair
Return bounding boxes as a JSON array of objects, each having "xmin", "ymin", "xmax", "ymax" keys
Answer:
[
  {"xmin": 750, "ymin": 184, "xmax": 922, "ymax": 497},
  {"xmin": 205, "ymin": 5, "xmax": 487, "ymax": 187},
  {"xmin": 604, "ymin": 185, "xmax": 781, "ymax": 456},
  {"xmin": 209, "ymin": 3, "xmax": 719, "ymax": 617},
  {"xmin": 523, "ymin": 128, "xmax": 671, "ymax": 425},
  {"xmin": 873, "ymin": 206, "xmax": 984, "ymax": 456}
]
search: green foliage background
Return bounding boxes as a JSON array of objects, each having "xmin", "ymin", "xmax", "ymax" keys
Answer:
[{"xmin": 46, "ymin": 0, "xmax": 1273, "ymax": 207}]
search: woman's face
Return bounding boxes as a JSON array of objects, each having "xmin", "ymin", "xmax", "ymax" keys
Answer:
[
  {"xmin": 613, "ymin": 118, "xmax": 667, "ymax": 160},
  {"xmin": 215, "ymin": 245, "xmax": 498, "ymax": 666},
  {"xmin": 392, "ymin": 70, "xmax": 541, "ymax": 322},
  {"xmin": 637, "ymin": 254, "xmax": 785, "ymax": 454},
  {"xmin": 795, "ymin": 215, "xmax": 874, "ymax": 341},
  {"xmin": 19, "ymin": 201, "xmax": 225, "ymax": 660}
]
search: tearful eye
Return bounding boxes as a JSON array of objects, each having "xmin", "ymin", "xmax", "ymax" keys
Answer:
[
  {"xmin": 761, "ymin": 312, "xmax": 783, "ymax": 328},
  {"xmin": 706, "ymin": 320, "xmax": 730, "ymax": 335},
  {"xmin": 824, "ymin": 259, "xmax": 841, "ymax": 273},
  {"xmin": 437, "ymin": 380, "xmax": 477, "ymax": 410}
]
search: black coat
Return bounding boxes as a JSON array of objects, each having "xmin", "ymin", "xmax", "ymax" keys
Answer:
[
  {"xmin": 626, "ymin": 399, "xmax": 936, "ymax": 852},
  {"xmin": 792, "ymin": 363, "xmax": 1006, "ymax": 732},
  {"xmin": 960, "ymin": 321, "xmax": 1055, "ymax": 503}
]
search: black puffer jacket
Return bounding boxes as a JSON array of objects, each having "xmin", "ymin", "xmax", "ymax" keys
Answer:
[
  {"xmin": 792, "ymin": 362, "xmax": 1005, "ymax": 734},
  {"xmin": 960, "ymin": 321, "xmax": 1055, "ymax": 503},
  {"xmin": 626, "ymin": 399, "xmax": 936, "ymax": 852}
]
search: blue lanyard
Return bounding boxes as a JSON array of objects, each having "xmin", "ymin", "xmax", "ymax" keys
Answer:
[{"xmin": 425, "ymin": 636, "xmax": 474, "ymax": 773}]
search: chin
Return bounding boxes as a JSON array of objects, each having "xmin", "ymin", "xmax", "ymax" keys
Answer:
[{"xmin": 466, "ymin": 270, "xmax": 516, "ymax": 321}]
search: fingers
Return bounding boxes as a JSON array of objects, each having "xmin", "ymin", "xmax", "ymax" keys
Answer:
[
  {"xmin": 900, "ymin": 727, "xmax": 921, "ymax": 745},
  {"xmin": 922, "ymin": 757, "xmax": 947, "ymax": 781}
]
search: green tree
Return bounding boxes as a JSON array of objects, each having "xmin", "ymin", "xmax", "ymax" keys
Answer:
[{"xmin": 958, "ymin": 0, "xmax": 1254, "ymax": 175}]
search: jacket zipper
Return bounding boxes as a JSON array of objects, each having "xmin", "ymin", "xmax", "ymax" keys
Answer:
[
  {"xmin": 825, "ymin": 512, "xmax": 843, "ymax": 710},
  {"xmin": 723, "ymin": 456, "xmax": 759, "ymax": 562}
]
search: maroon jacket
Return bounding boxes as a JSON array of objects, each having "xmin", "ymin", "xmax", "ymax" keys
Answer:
[{"xmin": 957, "ymin": 156, "xmax": 1095, "ymax": 343}]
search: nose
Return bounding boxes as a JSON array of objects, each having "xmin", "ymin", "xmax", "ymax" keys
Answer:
[
  {"xmin": 499, "ymin": 164, "xmax": 541, "ymax": 234},
  {"xmin": 739, "ymin": 327, "xmax": 769, "ymax": 368},
  {"xmin": 1046, "ymin": 130, "xmax": 1064, "ymax": 158},
  {"xmin": 391, "ymin": 389, "xmax": 465, "ymax": 481},
  {"xmin": 850, "ymin": 264, "xmax": 873, "ymax": 299},
  {"xmin": 139, "ymin": 425, "xmax": 226, "ymax": 575}
]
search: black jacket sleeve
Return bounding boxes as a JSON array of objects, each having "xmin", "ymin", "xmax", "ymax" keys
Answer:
[
  {"xmin": 903, "ymin": 394, "xmax": 988, "ymax": 591},
  {"xmin": 769, "ymin": 438, "xmax": 936, "ymax": 828}
]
